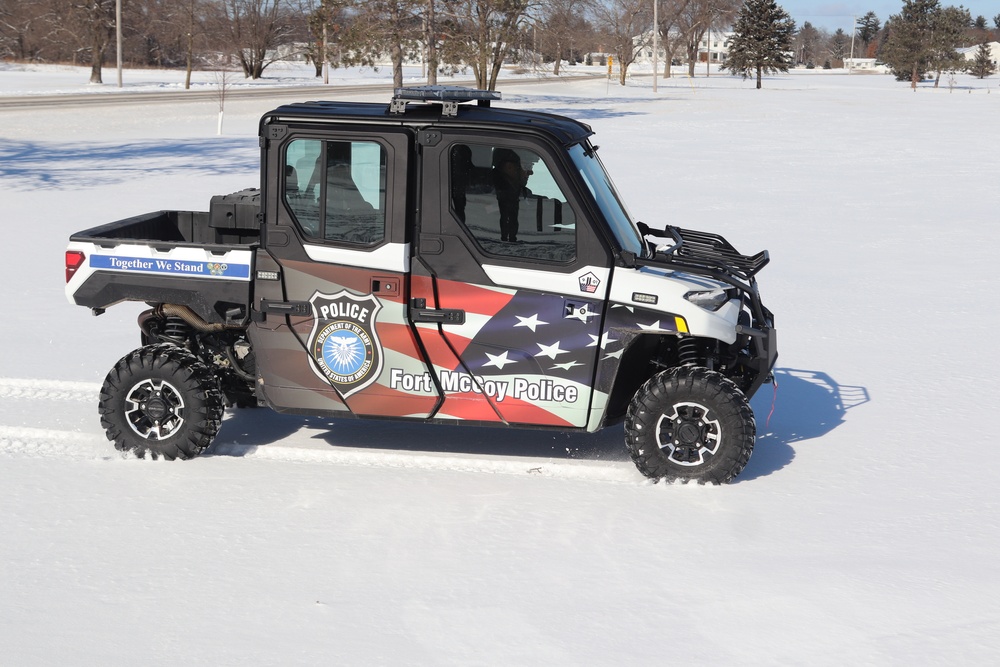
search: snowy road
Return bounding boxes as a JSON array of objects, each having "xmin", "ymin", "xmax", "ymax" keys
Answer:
[{"xmin": 0, "ymin": 72, "xmax": 603, "ymax": 109}]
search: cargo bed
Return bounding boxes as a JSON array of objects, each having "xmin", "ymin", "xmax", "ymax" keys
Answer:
[{"xmin": 65, "ymin": 190, "xmax": 260, "ymax": 325}]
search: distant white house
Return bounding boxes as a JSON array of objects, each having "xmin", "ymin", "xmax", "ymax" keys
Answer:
[
  {"xmin": 843, "ymin": 58, "xmax": 889, "ymax": 72},
  {"xmin": 631, "ymin": 28, "xmax": 733, "ymax": 66},
  {"xmin": 958, "ymin": 42, "xmax": 1000, "ymax": 68},
  {"xmin": 698, "ymin": 29, "xmax": 734, "ymax": 63}
]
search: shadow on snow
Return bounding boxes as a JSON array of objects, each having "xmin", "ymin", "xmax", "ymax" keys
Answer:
[
  {"xmin": 739, "ymin": 368, "xmax": 870, "ymax": 482},
  {"xmin": 209, "ymin": 367, "xmax": 869, "ymax": 483},
  {"xmin": 0, "ymin": 137, "xmax": 258, "ymax": 189}
]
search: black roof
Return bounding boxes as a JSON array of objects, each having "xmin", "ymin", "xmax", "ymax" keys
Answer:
[{"xmin": 262, "ymin": 98, "xmax": 594, "ymax": 147}]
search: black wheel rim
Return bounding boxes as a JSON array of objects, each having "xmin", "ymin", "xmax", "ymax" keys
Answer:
[
  {"xmin": 655, "ymin": 401, "xmax": 722, "ymax": 466},
  {"xmin": 124, "ymin": 378, "xmax": 186, "ymax": 441}
]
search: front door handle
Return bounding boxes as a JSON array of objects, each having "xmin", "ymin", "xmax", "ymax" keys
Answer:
[{"xmin": 564, "ymin": 300, "xmax": 595, "ymax": 321}]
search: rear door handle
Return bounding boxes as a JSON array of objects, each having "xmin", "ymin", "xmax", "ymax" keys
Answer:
[
  {"xmin": 409, "ymin": 298, "xmax": 465, "ymax": 324},
  {"xmin": 260, "ymin": 299, "xmax": 311, "ymax": 316}
]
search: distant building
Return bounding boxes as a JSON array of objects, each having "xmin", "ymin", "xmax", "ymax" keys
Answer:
[
  {"xmin": 631, "ymin": 28, "xmax": 733, "ymax": 66},
  {"xmin": 958, "ymin": 42, "xmax": 1000, "ymax": 68},
  {"xmin": 843, "ymin": 58, "xmax": 889, "ymax": 72},
  {"xmin": 698, "ymin": 29, "xmax": 733, "ymax": 64}
]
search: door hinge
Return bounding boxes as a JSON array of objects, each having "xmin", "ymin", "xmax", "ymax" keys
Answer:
[{"xmin": 417, "ymin": 129, "xmax": 442, "ymax": 147}]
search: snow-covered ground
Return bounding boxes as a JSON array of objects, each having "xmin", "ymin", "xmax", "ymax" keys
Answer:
[{"xmin": 2, "ymin": 63, "xmax": 999, "ymax": 664}]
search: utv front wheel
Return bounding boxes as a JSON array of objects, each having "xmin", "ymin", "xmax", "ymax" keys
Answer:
[
  {"xmin": 625, "ymin": 367, "xmax": 755, "ymax": 484},
  {"xmin": 99, "ymin": 344, "xmax": 224, "ymax": 460}
]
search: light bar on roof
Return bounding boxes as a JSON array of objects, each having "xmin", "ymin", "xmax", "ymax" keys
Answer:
[{"xmin": 392, "ymin": 86, "xmax": 501, "ymax": 103}]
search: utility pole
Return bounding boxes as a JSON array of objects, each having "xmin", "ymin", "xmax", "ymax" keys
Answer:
[
  {"xmin": 848, "ymin": 16, "xmax": 856, "ymax": 74},
  {"xmin": 116, "ymin": 0, "xmax": 123, "ymax": 88},
  {"xmin": 706, "ymin": 27, "xmax": 711, "ymax": 77},
  {"xmin": 652, "ymin": 0, "xmax": 658, "ymax": 92},
  {"xmin": 323, "ymin": 22, "xmax": 329, "ymax": 84}
]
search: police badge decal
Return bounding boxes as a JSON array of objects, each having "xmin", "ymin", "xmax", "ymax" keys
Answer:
[{"xmin": 307, "ymin": 290, "xmax": 384, "ymax": 397}]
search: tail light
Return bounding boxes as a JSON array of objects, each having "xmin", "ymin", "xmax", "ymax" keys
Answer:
[{"xmin": 65, "ymin": 250, "xmax": 85, "ymax": 283}]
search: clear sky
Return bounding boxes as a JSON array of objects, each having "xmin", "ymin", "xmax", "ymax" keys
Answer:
[{"xmin": 777, "ymin": 1, "xmax": 1000, "ymax": 32}]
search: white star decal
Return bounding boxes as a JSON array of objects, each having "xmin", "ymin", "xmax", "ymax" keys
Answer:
[
  {"xmin": 483, "ymin": 350, "xmax": 517, "ymax": 370},
  {"xmin": 602, "ymin": 349, "xmax": 624, "ymax": 360},
  {"xmin": 638, "ymin": 320, "xmax": 671, "ymax": 332},
  {"xmin": 587, "ymin": 332, "xmax": 618, "ymax": 349},
  {"xmin": 514, "ymin": 313, "xmax": 548, "ymax": 332},
  {"xmin": 535, "ymin": 341, "xmax": 568, "ymax": 359},
  {"xmin": 551, "ymin": 360, "xmax": 583, "ymax": 371}
]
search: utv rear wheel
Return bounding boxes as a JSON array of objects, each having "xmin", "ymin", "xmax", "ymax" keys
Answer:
[
  {"xmin": 625, "ymin": 367, "xmax": 755, "ymax": 484},
  {"xmin": 99, "ymin": 344, "xmax": 224, "ymax": 460}
]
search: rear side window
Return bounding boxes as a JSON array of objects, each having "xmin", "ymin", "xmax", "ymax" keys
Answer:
[
  {"xmin": 449, "ymin": 142, "xmax": 576, "ymax": 263},
  {"xmin": 284, "ymin": 139, "xmax": 387, "ymax": 246}
]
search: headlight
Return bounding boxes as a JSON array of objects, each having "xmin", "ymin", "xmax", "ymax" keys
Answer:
[{"xmin": 683, "ymin": 288, "xmax": 730, "ymax": 311}]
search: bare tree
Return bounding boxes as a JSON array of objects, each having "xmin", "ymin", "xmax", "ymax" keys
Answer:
[
  {"xmin": 220, "ymin": 0, "xmax": 295, "ymax": 79},
  {"xmin": 0, "ymin": 0, "xmax": 56, "ymax": 61},
  {"xmin": 537, "ymin": 0, "xmax": 590, "ymax": 75},
  {"xmin": 590, "ymin": 0, "xmax": 650, "ymax": 85},
  {"xmin": 424, "ymin": 0, "xmax": 439, "ymax": 84},
  {"xmin": 439, "ymin": 0, "xmax": 529, "ymax": 90},
  {"xmin": 656, "ymin": 0, "xmax": 693, "ymax": 78},
  {"xmin": 214, "ymin": 67, "xmax": 236, "ymax": 133},
  {"xmin": 184, "ymin": 0, "xmax": 209, "ymax": 87},
  {"xmin": 676, "ymin": 0, "xmax": 738, "ymax": 77},
  {"xmin": 69, "ymin": 0, "xmax": 117, "ymax": 83},
  {"xmin": 338, "ymin": 0, "xmax": 422, "ymax": 88}
]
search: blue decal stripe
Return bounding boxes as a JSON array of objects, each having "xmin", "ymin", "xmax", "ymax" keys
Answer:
[{"xmin": 90, "ymin": 255, "xmax": 251, "ymax": 279}]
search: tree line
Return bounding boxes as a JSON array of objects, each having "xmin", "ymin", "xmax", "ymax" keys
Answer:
[
  {"xmin": 0, "ymin": 0, "xmax": 601, "ymax": 88},
  {"xmin": 722, "ymin": 0, "xmax": 998, "ymax": 89},
  {"xmin": 1, "ymin": 0, "xmax": 997, "ymax": 89}
]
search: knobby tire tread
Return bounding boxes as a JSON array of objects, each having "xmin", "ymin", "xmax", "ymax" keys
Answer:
[
  {"xmin": 99, "ymin": 344, "xmax": 224, "ymax": 460},
  {"xmin": 625, "ymin": 367, "xmax": 755, "ymax": 484}
]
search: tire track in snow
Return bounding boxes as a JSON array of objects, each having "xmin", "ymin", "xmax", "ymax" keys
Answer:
[
  {"xmin": 0, "ymin": 378, "xmax": 641, "ymax": 483},
  {"xmin": 0, "ymin": 422, "xmax": 639, "ymax": 482},
  {"xmin": 0, "ymin": 378, "xmax": 102, "ymax": 402},
  {"xmin": 0, "ymin": 425, "xmax": 110, "ymax": 460}
]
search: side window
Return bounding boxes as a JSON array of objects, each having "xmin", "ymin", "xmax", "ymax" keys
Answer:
[
  {"xmin": 283, "ymin": 139, "xmax": 387, "ymax": 246},
  {"xmin": 449, "ymin": 142, "xmax": 576, "ymax": 263}
]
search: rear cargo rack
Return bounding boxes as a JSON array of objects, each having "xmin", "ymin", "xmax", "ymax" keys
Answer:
[{"xmin": 638, "ymin": 224, "xmax": 769, "ymax": 280}]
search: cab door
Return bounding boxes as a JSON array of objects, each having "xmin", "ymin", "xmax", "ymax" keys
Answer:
[
  {"xmin": 411, "ymin": 132, "xmax": 614, "ymax": 428},
  {"xmin": 251, "ymin": 125, "xmax": 442, "ymax": 418}
]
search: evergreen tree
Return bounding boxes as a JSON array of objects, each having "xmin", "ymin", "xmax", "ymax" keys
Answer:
[
  {"xmin": 856, "ymin": 11, "xmax": 880, "ymax": 48},
  {"xmin": 722, "ymin": 0, "xmax": 795, "ymax": 89},
  {"xmin": 928, "ymin": 5, "xmax": 971, "ymax": 87},
  {"xmin": 828, "ymin": 27, "xmax": 848, "ymax": 65},
  {"xmin": 968, "ymin": 40, "xmax": 997, "ymax": 78},
  {"xmin": 880, "ymin": 0, "xmax": 939, "ymax": 89},
  {"xmin": 795, "ymin": 20, "xmax": 820, "ymax": 66}
]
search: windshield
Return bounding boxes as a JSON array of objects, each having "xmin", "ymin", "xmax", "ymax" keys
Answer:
[{"xmin": 569, "ymin": 143, "xmax": 645, "ymax": 257}]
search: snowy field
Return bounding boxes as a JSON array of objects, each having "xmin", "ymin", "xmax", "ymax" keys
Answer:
[{"xmin": 2, "ymin": 63, "xmax": 1000, "ymax": 664}]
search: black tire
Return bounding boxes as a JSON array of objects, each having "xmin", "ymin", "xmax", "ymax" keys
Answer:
[
  {"xmin": 99, "ymin": 344, "xmax": 224, "ymax": 460},
  {"xmin": 625, "ymin": 367, "xmax": 755, "ymax": 484}
]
